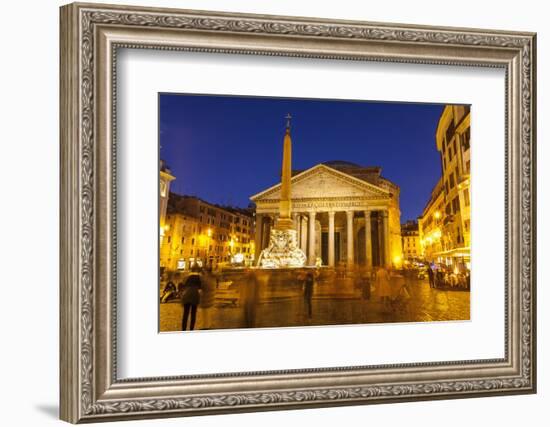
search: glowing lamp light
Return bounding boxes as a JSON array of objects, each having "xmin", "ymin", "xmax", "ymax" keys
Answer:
[
  {"xmin": 207, "ymin": 228, "xmax": 212, "ymax": 237},
  {"xmin": 434, "ymin": 211, "xmax": 441, "ymax": 220}
]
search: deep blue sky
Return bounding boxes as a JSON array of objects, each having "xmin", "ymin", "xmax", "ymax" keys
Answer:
[{"xmin": 160, "ymin": 94, "xmax": 445, "ymax": 222}]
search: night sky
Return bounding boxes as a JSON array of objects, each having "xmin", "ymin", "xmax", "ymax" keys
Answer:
[{"xmin": 159, "ymin": 94, "xmax": 446, "ymax": 222}]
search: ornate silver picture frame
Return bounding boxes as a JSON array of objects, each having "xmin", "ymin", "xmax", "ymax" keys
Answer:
[{"xmin": 60, "ymin": 2, "xmax": 536, "ymax": 423}]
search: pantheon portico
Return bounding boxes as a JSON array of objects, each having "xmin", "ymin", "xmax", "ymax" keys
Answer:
[{"xmin": 251, "ymin": 161, "xmax": 403, "ymax": 268}]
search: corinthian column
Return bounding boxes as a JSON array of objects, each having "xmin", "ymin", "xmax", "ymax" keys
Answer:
[
  {"xmin": 308, "ymin": 211, "xmax": 316, "ymax": 265},
  {"xmin": 382, "ymin": 210, "xmax": 391, "ymax": 267},
  {"xmin": 346, "ymin": 210, "xmax": 354, "ymax": 267},
  {"xmin": 292, "ymin": 212, "xmax": 299, "ymax": 235},
  {"xmin": 300, "ymin": 215, "xmax": 308, "ymax": 253},
  {"xmin": 364, "ymin": 210, "xmax": 372, "ymax": 268},
  {"xmin": 328, "ymin": 211, "xmax": 335, "ymax": 267}
]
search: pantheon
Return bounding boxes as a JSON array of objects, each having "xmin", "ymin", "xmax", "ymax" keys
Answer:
[{"xmin": 250, "ymin": 161, "xmax": 403, "ymax": 268}]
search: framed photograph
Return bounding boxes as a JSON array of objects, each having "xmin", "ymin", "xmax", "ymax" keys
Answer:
[{"xmin": 60, "ymin": 2, "xmax": 537, "ymax": 423}]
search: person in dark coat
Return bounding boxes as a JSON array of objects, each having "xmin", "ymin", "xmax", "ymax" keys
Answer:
[
  {"xmin": 181, "ymin": 265, "xmax": 203, "ymax": 331},
  {"xmin": 359, "ymin": 268, "xmax": 372, "ymax": 300},
  {"xmin": 427, "ymin": 265, "xmax": 435, "ymax": 288},
  {"xmin": 303, "ymin": 271, "xmax": 316, "ymax": 319},
  {"xmin": 435, "ymin": 270, "xmax": 444, "ymax": 289}
]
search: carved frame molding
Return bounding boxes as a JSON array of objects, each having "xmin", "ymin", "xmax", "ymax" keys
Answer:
[{"xmin": 60, "ymin": 2, "xmax": 536, "ymax": 423}]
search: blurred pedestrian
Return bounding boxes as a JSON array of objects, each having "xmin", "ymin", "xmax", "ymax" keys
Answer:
[
  {"xmin": 375, "ymin": 266, "xmax": 392, "ymax": 309},
  {"xmin": 303, "ymin": 271, "xmax": 316, "ymax": 319},
  {"xmin": 427, "ymin": 265, "xmax": 435, "ymax": 288},
  {"xmin": 180, "ymin": 265, "xmax": 203, "ymax": 331},
  {"xmin": 359, "ymin": 268, "xmax": 372, "ymax": 300},
  {"xmin": 241, "ymin": 272, "xmax": 260, "ymax": 328},
  {"xmin": 435, "ymin": 270, "xmax": 444, "ymax": 288}
]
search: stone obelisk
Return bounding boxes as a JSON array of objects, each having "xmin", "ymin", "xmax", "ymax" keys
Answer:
[
  {"xmin": 275, "ymin": 113, "xmax": 294, "ymax": 230},
  {"xmin": 257, "ymin": 114, "xmax": 306, "ymax": 268}
]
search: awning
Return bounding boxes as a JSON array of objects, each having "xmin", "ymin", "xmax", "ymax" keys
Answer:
[{"xmin": 433, "ymin": 247, "xmax": 470, "ymax": 258}]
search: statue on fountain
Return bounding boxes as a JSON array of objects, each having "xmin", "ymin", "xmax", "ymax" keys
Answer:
[{"xmin": 257, "ymin": 114, "xmax": 307, "ymax": 268}]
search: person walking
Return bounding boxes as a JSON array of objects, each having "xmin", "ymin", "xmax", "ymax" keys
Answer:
[
  {"xmin": 435, "ymin": 269, "xmax": 444, "ymax": 289},
  {"xmin": 427, "ymin": 265, "xmax": 435, "ymax": 288},
  {"xmin": 358, "ymin": 267, "xmax": 372, "ymax": 300},
  {"xmin": 303, "ymin": 271, "xmax": 316, "ymax": 319},
  {"xmin": 375, "ymin": 266, "xmax": 392, "ymax": 309},
  {"xmin": 180, "ymin": 265, "xmax": 203, "ymax": 331}
]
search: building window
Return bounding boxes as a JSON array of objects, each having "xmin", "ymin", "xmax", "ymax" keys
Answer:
[
  {"xmin": 181, "ymin": 237, "xmax": 185, "ymax": 244},
  {"xmin": 461, "ymin": 127, "xmax": 471, "ymax": 150},
  {"xmin": 167, "ymin": 236, "xmax": 171, "ymax": 243},
  {"xmin": 449, "ymin": 173, "xmax": 455, "ymax": 188},
  {"xmin": 463, "ymin": 189, "xmax": 470, "ymax": 206},
  {"xmin": 191, "ymin": 238, "xmax": 195, "ymax": 245},
  {"xmin": 445, "ymin": 121, "xmax": 455, "ymax": 145},
  {"xmin": 452, "ymin": 196, "xmax": 460, "ymax": 214}
]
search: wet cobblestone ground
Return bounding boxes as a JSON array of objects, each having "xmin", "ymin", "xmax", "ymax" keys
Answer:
[{"xmin": 160, "ymin": 275, "xmax": 470, "ymax": 332}]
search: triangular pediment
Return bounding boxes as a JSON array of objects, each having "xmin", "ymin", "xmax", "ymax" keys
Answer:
[{"xmin": 251, "ymin": 164, "xmax": 389, "ymax": 202}]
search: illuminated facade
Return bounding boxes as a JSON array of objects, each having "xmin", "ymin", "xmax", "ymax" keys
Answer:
[
  {"xmin": 418, "ymin": 178, "xmax": 445, "ymax": 262},
  {"xmin": 401, "ymin": 220, "xmax": 421, "ymax": 261},
  {"xmin": 159, "ymin": 160, "xmax": 175, "ymax": 244},
  {"xmin": 419, "ymin": 105, "xmax": 471, "ymax": 269},
  {"xmin": 251, "ymin": 161, "xmax": 403, "ymax": 268},
  {"xmin": 160, "ymin": 194, "xmax": 255, "ymax": 272}
]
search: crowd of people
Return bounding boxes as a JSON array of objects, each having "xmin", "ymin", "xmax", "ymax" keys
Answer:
[
  {"xmin": 160, "ymin": 261, "xmax": 469, "ymax": 331},
  {"xmin": 426, "ymin": 265, "xmax": 470, "ymax": 290}
]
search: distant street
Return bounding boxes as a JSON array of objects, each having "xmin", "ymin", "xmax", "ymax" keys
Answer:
[{"xmin": 160, "ymin": 275, "xmax": 470, "ymax": 332}]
